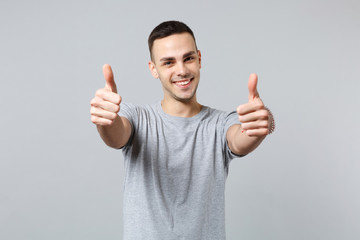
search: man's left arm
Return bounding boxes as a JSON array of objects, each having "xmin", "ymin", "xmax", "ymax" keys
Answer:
[{"xmin": 227, "ymin": 73, "xmax": 274, "ymax": 156}]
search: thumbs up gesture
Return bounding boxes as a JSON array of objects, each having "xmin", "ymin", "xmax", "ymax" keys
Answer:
[
  {"xmin": 90, "ymin": 64, "xmax": 122, "ymax": 126},
  {"xmin": 236, "ymin": 74, "xmax": 271, "ymax": 136}
]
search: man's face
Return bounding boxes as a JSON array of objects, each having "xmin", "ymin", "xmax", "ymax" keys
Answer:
[{"xmin": 149, "ymin": 33, "xmax": 201, "ymax": 103}]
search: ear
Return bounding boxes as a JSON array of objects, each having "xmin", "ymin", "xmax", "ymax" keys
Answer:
[
  {"xmin": 197, "ymin": 50, "xmax": 202, "ymax": 69},
  {"xmin": 148, "ymin": 61, "xmax": 159, "ymax": 78}
]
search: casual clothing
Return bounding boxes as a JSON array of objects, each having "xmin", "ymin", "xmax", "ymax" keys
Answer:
[{"xmin": 119, "ymin": 101, "xmax": 242, "ymax": 240}]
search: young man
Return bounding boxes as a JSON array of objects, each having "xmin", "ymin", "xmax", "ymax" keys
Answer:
[{"xmin": 90, "ymin": 21, "xmax": 274, "ymax": 240}]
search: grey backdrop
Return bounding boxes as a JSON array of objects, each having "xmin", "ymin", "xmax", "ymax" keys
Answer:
[{"xmin": 1, "ymin": 0, "xmax": 359, "ymax": 239}]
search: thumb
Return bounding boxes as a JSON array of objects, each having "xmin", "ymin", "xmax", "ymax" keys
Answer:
[
  {"xmin": 248, "ymin": 73, "xmax": 259, "ymax": 101},
  {"xmin": 103, "ymin": 64, "xmax": 117, "ymax": 93}
]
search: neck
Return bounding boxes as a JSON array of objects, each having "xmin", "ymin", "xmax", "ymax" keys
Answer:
[{"xmin": 161, "ymin": 96, "xmax": 202, "ymax": 118}]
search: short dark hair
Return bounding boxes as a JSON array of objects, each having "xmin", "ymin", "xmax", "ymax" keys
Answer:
[{"xmin": 148, "ymin": 20, "xmax": 197, "ymax": 60}]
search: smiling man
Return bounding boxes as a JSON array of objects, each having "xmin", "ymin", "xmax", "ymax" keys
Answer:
[{"xmin": 90, "ymin": 21, "xmax": 274, "ymax": 240}]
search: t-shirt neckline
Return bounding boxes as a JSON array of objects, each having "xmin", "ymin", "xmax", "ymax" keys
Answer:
[{"xmin": 156, "ymin": 101, "xmax": 208, "ymax": 122}]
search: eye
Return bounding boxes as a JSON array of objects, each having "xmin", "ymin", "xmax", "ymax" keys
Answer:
[
  {"xmin": 184, "ymin": 56, "xmax": 194, "ymax": 62},
  {"xmin": 163, "ymin": 61, "xmax": 173, "ymax": 66}
]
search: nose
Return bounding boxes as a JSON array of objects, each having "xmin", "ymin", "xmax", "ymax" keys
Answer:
[{"xmin": 176, "ymin": 62, "xmax": 188, "ymax": 77}]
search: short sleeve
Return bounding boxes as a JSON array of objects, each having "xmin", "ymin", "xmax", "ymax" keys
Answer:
[
  {"xmin": 223, "ymin": 111, "xmax": 244, "ymax": 163},
  {"xmin": 118, "ymin": 102, "xmax": 137, "ymax": 149}
]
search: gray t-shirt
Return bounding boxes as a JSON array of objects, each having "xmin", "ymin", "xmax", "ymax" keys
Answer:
[{"xmin": 119, "ymin": 101, "xmax": 242, "ymax": 240}]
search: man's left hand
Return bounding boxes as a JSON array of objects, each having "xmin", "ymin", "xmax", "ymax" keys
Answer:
[{"xmin": 236, "ymin": 74, "xmax": 270, "ymax": 137}]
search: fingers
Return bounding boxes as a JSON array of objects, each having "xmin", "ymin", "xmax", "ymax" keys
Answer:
[
  {"xmin": 90, "ymin": 82, "xmax": 122, "ymax": 126},
  {"xmin": 244, "ymin": 128, "xmax": 269, "ymax": 137},
  {"xmin": 90, "ymin": 93, "xmax": 121, "ymax": 126},
  {"xmin": 241, "ymin": 120, "xmax": 268, "ymax": 131},
  {"xmin": 236, "ymin": 74, "xmax": 268, "ymax": 136},
  {"xmin": 240, "ymin": 117, "xmax": 269, "ymax": 137},
  {"xmin": 91, "ymin": 95, "xmax": 120, "ymax": 113},
  {"xmin": 238, "ymin": 107, "xmax": 268, "ymax": 136},
  {"xmin": 237, "ymin": 101, "xmax": 269, "ymax": 136},
  {"xmin": 103, "ymin": 64, "xmax": 118, "ymax": 93},
  {"xmin": 90, "ymin": 107, "xmax": 118, "ymax": 122},
  {"xmin": 238, "ymin": 108, "xmax": 269, "ymax": 123},
  {"xmin": 90, "ymin": 115, "xmax": 113, "ymax": 126},
  {"xmin": 248, "ymin": 73, "xmax": 259, "ymax": 101},
  {"xmin": 237, "ymin": 98, "xmax": 264, "ymax": 115},
  {"xmin": 237, "ymin": 98, "xmax": 266, "ymax": 133},
  {"xmin": 95, "ymin": 88, "xmax": 121, "ymax": 105},
  {"xmin": 90, "ymin": 64, "xmax": 122, "ymax": 126}
]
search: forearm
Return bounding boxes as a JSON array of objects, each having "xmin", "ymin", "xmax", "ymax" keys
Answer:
[
  {"xmin": 227, "ymin": 125, "xmax": 266, "ymax": 156},
  {"xmin": 97, "ymin": 115, "xmax": 131, "ymax": 149}
]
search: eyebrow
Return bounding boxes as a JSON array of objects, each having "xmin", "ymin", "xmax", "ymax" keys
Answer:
[{"xmin": 159, "ymin": 51, "xmax": 196, "ymax": 62}]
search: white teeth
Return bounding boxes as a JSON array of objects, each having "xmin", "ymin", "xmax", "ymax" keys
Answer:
[{"xmin": 175, "ymin": 80, "xmax": 190, "ymax": 85}]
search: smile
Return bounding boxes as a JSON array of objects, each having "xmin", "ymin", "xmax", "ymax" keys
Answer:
[{"xmin": 173, "ymin": 78, "xmax": 193, "ymax": 88}]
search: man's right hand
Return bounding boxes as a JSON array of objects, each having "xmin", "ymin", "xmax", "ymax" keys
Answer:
[{"xmin": 90, "ymin": 64, "xmax": 122, "ymax": 126}]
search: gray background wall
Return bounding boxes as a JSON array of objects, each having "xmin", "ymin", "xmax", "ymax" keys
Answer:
[{"xmin": 1, "ymin": 0, "xmax": 359, "ymax": 239}]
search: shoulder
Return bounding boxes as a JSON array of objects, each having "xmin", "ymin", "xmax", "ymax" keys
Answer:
[
  {"xmin": 204, "ymin": 106, "xmax": 236, "ymax": 120},
  {"xmin": 202, "ymin": 106, "xmax": 240, "ymax": 131},
  {"xmin": 121, "ymin": 101, "xmax": 158, "ymax": 112},
  {"xmin": 120, "ymin": 101, "xmax": 160, "ymax": 119}
]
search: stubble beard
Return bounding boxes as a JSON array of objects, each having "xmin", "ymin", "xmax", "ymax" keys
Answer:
[
  {"xmin": 170, "ymin": 73, "xmax": 199, "ymax": 102},
  {"xmin": 172, "ymin": 89, "xmax": 197, "ymax": 103},
  {"xmin": 170, "ymin": 79, "xmax": 199, "ymax": 103}
]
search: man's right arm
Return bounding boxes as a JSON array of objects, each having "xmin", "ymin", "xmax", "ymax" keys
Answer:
[{"xmin": 90, "ymin": 64, "xmax": 132, "ymax": 149}]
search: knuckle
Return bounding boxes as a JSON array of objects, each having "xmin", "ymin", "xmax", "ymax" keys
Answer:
[
  {"xmin": 91, "ymin": 116, "xmax": 98, "ymax": 123},
  {"xmin": 261, "ymin": 129, "xmax": 269, "ymax": 136},
  {"xmin": 262, "ymin": 120, "xmax": 269, "ymax": 127},
  {"xmin": 115, "ymin": 105, "xmax": 120, "ymax": 113},
  {"xmin": 261, "ymin": 128, "xmax": 268, "ymax": 135},
  {"xmin": 263, "ymin": 109, "xmax": 269, "ymax": 117},
  {"xmin": 115, "ymin": 95, "xmax": 121, "ymax": 105},
  {"xmin": 106, "ymin": 119, "xmax": 114, "ymax": 126},
  {"xmin": 259, "ymin": 110, "xmax": 268, "ymax": 119},
  {"xmin": 109, "ymin": 112, "xmax": 117, "ymax": 120},
  {"xmin": 90, "ymin": 98, "xmax": 98, "ymax": 106},
  {"xmin": 95, "ymin": 89, "xmax": 103, "ymax": 96},
  {"xmin": 254, "ymin": 100, "xmax": 264, "ymax": 109},
  {"xmin": 90, "ymin": 107, "xmax": 98, "ymax": 115}
]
